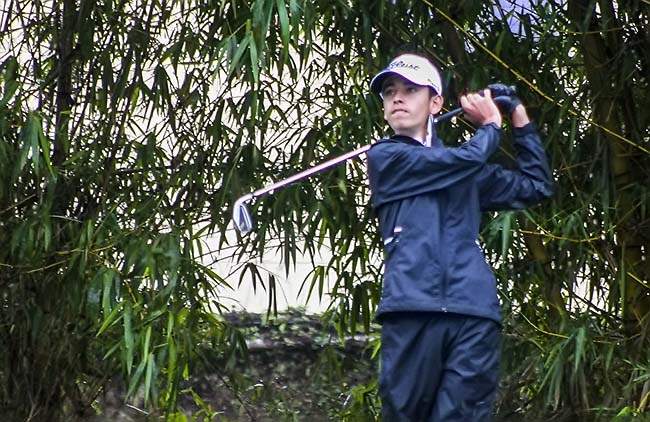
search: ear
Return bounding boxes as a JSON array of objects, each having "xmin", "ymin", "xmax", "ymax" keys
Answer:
[{"xmin": 429, "ymin": 95, "xmax": 444, "ymax": 114}]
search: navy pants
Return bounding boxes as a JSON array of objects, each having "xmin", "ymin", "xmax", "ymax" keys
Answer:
[{"xmin": 379, "ymin": 312, "xmax": 501, "ymax": 422}]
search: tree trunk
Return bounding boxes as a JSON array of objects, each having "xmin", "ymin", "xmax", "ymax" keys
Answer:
[
  {"xmin": 568, "ymin": 0, "xmax": 650, "ymax": 334},
  {"xmin": 53, "ymin": 0, "xmax": 76, "ymax": 166}
]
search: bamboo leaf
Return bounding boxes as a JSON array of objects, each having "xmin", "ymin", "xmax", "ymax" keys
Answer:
[
  {"xmin": 15, "ymin": 113, "xmax": 37, "ymax": 178},
  {"xmin": 167, "ymin": 337, "xmax": 177, "ymax": 387},
  {"xmin": 276, "ymin": 0, "xmax": 290, "ymax": 54},
  {"xmin": 144, "ymin": 352, "xmax": 154, "ymax": 405},
  {"xmin": 228, "ymin": 34, "xmax": 251, "ymax": 79},
  {"xmin": 142, "ymin": 325, "xmax": 152, "ymax": 359},
  {"xmin": 298, "ymin": 264, "xmax": 319, "ymax": 301},
  {"xmin": 127, "ymin": 357, "xmax": 147, "ymax": 398},
  {"xmin": 1, "ymin": 57, "xmax": 18, "ymax": 106},
  {"xmin": 249, "ymin": 34, "xmax": 259, "ymax": 84},
  {"xmin": 36, "ymin": 118, "xmax": 53, "ymax": 175},
  {"xmin": 97, "ymin": 301, "xmax": 124, "ymax": 337},
  {"xmin": 350, "ymin": 284, "xmax": 359, "ymax": 334},
  {"xmin": 124, "ymin": 302, "xmax": 135, "ymax": 375},
  {"xmin": 100, "ymin": 269, "xmax": 116, "ymax": 318},
  {"xmin": 573, "ymin": 326, "xmax": 586, "ymax": 375}
]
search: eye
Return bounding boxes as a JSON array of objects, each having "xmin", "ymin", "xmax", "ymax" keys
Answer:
[
  {"xmin": 382, "ymin": 87, "xmax": 395, "ymax": 98},
  {"xmin": 406, "ymin": 86, "xmax": 419, "ymax": 94}
]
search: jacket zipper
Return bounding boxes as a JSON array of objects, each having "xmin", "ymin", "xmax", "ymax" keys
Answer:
[{"xmin": 440, "ymin": 196, "xmax": 448, "ymax": 313}]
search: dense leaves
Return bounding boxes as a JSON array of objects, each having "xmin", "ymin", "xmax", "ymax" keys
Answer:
[{"xmin": 0, "ymin": 0, "xmax": 649, "ymax": 420}]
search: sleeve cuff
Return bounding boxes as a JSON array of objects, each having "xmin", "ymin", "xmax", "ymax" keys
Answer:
[
  {"xmin": 481, "ymin": 122, "xmax": 502, "ymax": 132},
  {"xmin": 513, "ymin": 121, "xmax": 537, "ymax": 136}
]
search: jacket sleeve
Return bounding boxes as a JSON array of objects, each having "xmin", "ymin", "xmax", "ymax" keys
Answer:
[
  {"xmin": 477, "ymin": 122, "xmax": 555, "ymax": 211},
  {"xmin": 367, "ymin": 123, "xmax": 501, "ymax": 207}
]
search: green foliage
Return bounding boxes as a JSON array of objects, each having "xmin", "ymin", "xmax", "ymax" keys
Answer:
[
  {"xmin": 0, "ymin": 0, "xmax": 649, "ymax": 420},
  {"xmin": 176, "ymin": 310, "xmax": 378, "ymax": 421}
]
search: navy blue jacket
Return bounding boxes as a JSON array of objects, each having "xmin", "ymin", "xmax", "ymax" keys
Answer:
[{"xmin": 367, "ymin": 122, "xmax": 554, "ymax": 323}]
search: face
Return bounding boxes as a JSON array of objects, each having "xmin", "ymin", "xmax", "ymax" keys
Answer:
[{"xmin": 381, "ymin": 75, "xmax": 443, "ymax": 140}]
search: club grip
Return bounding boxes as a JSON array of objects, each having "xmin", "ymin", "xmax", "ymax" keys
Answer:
[
  {"xmin": 491, "ymin": 85, "xmax": 516, "ymax": 97},
  {"xmin": 480, "ymin": 84, "xmax": 516, "ymax": 98}
]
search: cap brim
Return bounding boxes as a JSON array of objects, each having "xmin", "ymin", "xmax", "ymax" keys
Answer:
[
  {"xmin": 370, "ymin": 70, "xmax": 396, "ymax": 95},
  {"xmin": 370, "ymin": 69, "xmax": 439, "ymax": 96}
]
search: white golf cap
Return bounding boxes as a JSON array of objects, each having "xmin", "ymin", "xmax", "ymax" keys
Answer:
[{"xmin": 370, "ymin": 54, "xmax": 443, "ymax": 96}]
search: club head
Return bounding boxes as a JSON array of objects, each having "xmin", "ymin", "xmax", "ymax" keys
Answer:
[{"xmin": 233, "ymin": 194, "xmax": 254, "ymax": 234}]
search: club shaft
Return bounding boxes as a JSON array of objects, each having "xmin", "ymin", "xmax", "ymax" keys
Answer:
[
  {"xmin": 433, "ymin": 107, "xmax": 463, "ymax": 124},
  {"xmin": 250, "ymin": 144, "xmax": 371, "ymax": 200}
]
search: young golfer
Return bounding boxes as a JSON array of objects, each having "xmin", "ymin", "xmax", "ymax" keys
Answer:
[{"xmin": 366, "ymin": 53, "xmax": 554, "ymax": 421}]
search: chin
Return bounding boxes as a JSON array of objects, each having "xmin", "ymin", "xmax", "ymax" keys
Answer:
[
  {"xmin": 389, "ymin": 122, "xmax": 410, "ymax": 132},
  {"xmin": 393, "ymin": 125, "xmax": 415, "ymax": 134}
]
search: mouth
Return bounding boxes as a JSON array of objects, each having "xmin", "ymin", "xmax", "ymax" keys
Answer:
[{"xmin": 392, "ymin": 109, "xmax": 408, "ymax": 115}]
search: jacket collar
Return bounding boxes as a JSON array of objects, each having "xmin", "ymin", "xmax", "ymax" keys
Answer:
[{"xmin": 389, "ymin": 134, "xmax": 424, "ymax": 146}]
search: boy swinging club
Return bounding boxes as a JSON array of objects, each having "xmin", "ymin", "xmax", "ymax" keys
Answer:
[{"xmin": 366, "ymin": 53, "xmax": 554, "ymax": 421}]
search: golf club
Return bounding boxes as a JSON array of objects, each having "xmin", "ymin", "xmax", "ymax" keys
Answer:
[
  {"xmin": 232, "ymin": 144, "xmax": 371, "ymax": 234},
  {"xmin": 233, "ymin": 87, "xmax": 516, "ymax": 234}
]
